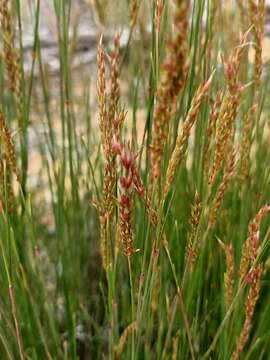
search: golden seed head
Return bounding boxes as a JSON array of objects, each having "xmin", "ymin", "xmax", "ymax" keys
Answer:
[
  {"xmin": 150, "ymin": 1, "xmax": 190, "ymax": 182},
  {"xmin": 186, "ymin": 192, "xmax": 202, "ymax": 264},
  {"xmin": 163, "ymin": 76, "xmax": 213, "ymax": 199},
  {"xmin": 209, "ymin": 151, "xmax": 237, "ymax": 227},
  {"xmin": 239, "ymin": 204, "xmax": 270, "ymax": 279}
]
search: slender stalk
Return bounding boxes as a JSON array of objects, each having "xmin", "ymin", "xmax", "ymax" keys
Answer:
[
  {"xmin": 128, "ymin": 257, "xmax": 135, "ymax": 360},
  {"xmin": 164, "ymin": 244, "xmax": 196, "ymax": 360},
  {"xmin": 8, "ymin": 285, "xmax": 24, "ymax": 360}
]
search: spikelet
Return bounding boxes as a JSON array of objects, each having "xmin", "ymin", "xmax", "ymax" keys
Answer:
[
  {"xmin": 115, "ymin": 322, "xmax": 136, "ymax": 360},
  {"xmin": 172, "ymin": 331, "xmax": 180, "ymax": 360},
  {"xmin": 151, "ymin": 266, "xmax": 161, "ymax": 313},
  {"xmin": 239, "ymin": 204, "xmax": 270, "ymax": 279},
  {"xmin": 208, "ymin": 31, "xmax": 249, "ymax": 186},
  {"xmin": 108, "ymin": 31, "xmax": 121, "ymax": 215},
  {"xmin": 130, "ymin": 0, "xmax": 139, "ymax": 28},
  {"xmin": 0, "ymin": 0, "xmax": 23, "ymax": 130},
  {"xmin": 0, "ymin": 154, "xmax": 15, "ymax": 212},
  {"xmin": 209, "ymin": 151, "xmax": 236, "ymax": 227},
  {"xmin": 155, "ymin": 0, "xmax": 164, "ymax": 32},
  {"xmin": 0, "ymin": 109, "xmax": 18, "ymax": 180},
  {"xmin": 112, "ymin": 137, "xmax": 158, "ymax": 255},
  {"xmin": 218, "ymin": 239, "xmax": 235, "ymax": 307},
  {"xmin": 232, "ymin": 206, "xmax": 270, "ymax": 359},
  {"xmin": 0, "ymin": 0, "xmax": 16, "ymax": 92},
  {"xmin": 150, "ymin": 0, "xmax": 190, "ymax": 182},
  {"xmin": 96, "ymin": 42, "xmax": 110, "ymax": 270},
  {"xmin": 203, "ymin": 91, "xmax": 222, "ymax": 179},
  {"xmin": 232, "ymin": 264, "xmax": 262, "ymax": 360},
  {"xmin": 0, "ymin": 109, "xmax": 18, "ymax": 213},
  {"xmin": 96, "ymin": 38, "xmax": 121, "ymax": 269},
  {"xmin": 132, "ymin": 164, "xmax": 158, "ymax": 226},
  {"xmin": 239, "ymin": 105, "xmax": 256, "ymax": 183},
  {"xmin": 186, "ymin": 192, "xmax": 201, "ymax": 264},
  {"xmin": 249, "ymin": 0, "xmax": 265, "ymax": 91},
  {"xmin": 97, "ymin": 41, "xmax": 108, "ymax": 154},
  {"xmin": 109, "ymin": 32, "xmax": 120, "ymax": 123},
  {"xmin": 117, "ymin": 143, "xmax": 136, "ymax": 257},
  {"xmin": 163, "ymin": 76, "xmax": 212, "ymax": 198}
]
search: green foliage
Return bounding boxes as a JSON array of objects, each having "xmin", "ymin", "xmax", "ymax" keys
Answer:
[{"xmin": 0, "ymin": 0, "xmax": 270, "ymax": 359}]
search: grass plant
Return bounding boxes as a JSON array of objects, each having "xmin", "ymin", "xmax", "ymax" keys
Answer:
[{"xmin": 0, "ymin": 0, "xmax": 270, "ymax": 359}]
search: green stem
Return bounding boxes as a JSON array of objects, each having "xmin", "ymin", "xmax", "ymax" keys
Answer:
[
  {"xmin": 128, "ymin": 257, "xmax": 135, "ymax": 360},
  {"xmin": 164, "ymin": 244, "xmax": 195, "ymax": 360}
]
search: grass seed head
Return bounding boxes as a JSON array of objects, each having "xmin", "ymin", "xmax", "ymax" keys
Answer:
[
  {"xmin": 239, "ymin": 204, "xmax": 270, "ymax": 279},
  {"xmin": 0, "ymin": 109, "xmax": 18, "ymax": 181},
  {"xmin": 186, "ymin": 192, "xmax": 201, "ymax": 264},
  {"xmin": 209, "ymin": 151, "xmax": 237, "ymax": 227},
  {"xmin": 130, "ymin": 0, "xmax": 139, "ymax": 28},
  {"xmin": 164, "ymin": 76, "xmax": 212, "ymax": 199},
  {"xmin": 249, "ymin": 0, "xmax": 265, "ymax": 90},
  {"xmin": 239, "ymin": 105, "xmax": 256, "ymax": 183},
  {"xmin": 203, "ymin": 91, "xmax": 222, "ymax": 179},
  {"xmin": 109, "ymin": 32, "xmax": 121, "ymax": 124},
  {"xmin": 155, "ymin": 0, "xmax": 164, "ymax": 32},
  {"xmin": 208, "ymin": 32, "xmax": 249, "ymax": 186},
  {"xmin": 218, "ymin": 239, "xmax": 235, "ymax": 307},
  {"xmin": 232, "ymin": 265, "xmax": 262, "ymax": 360},
  {"xmin": 150, "ymin": 0, "xmax": 190, "ymax": 182}
]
